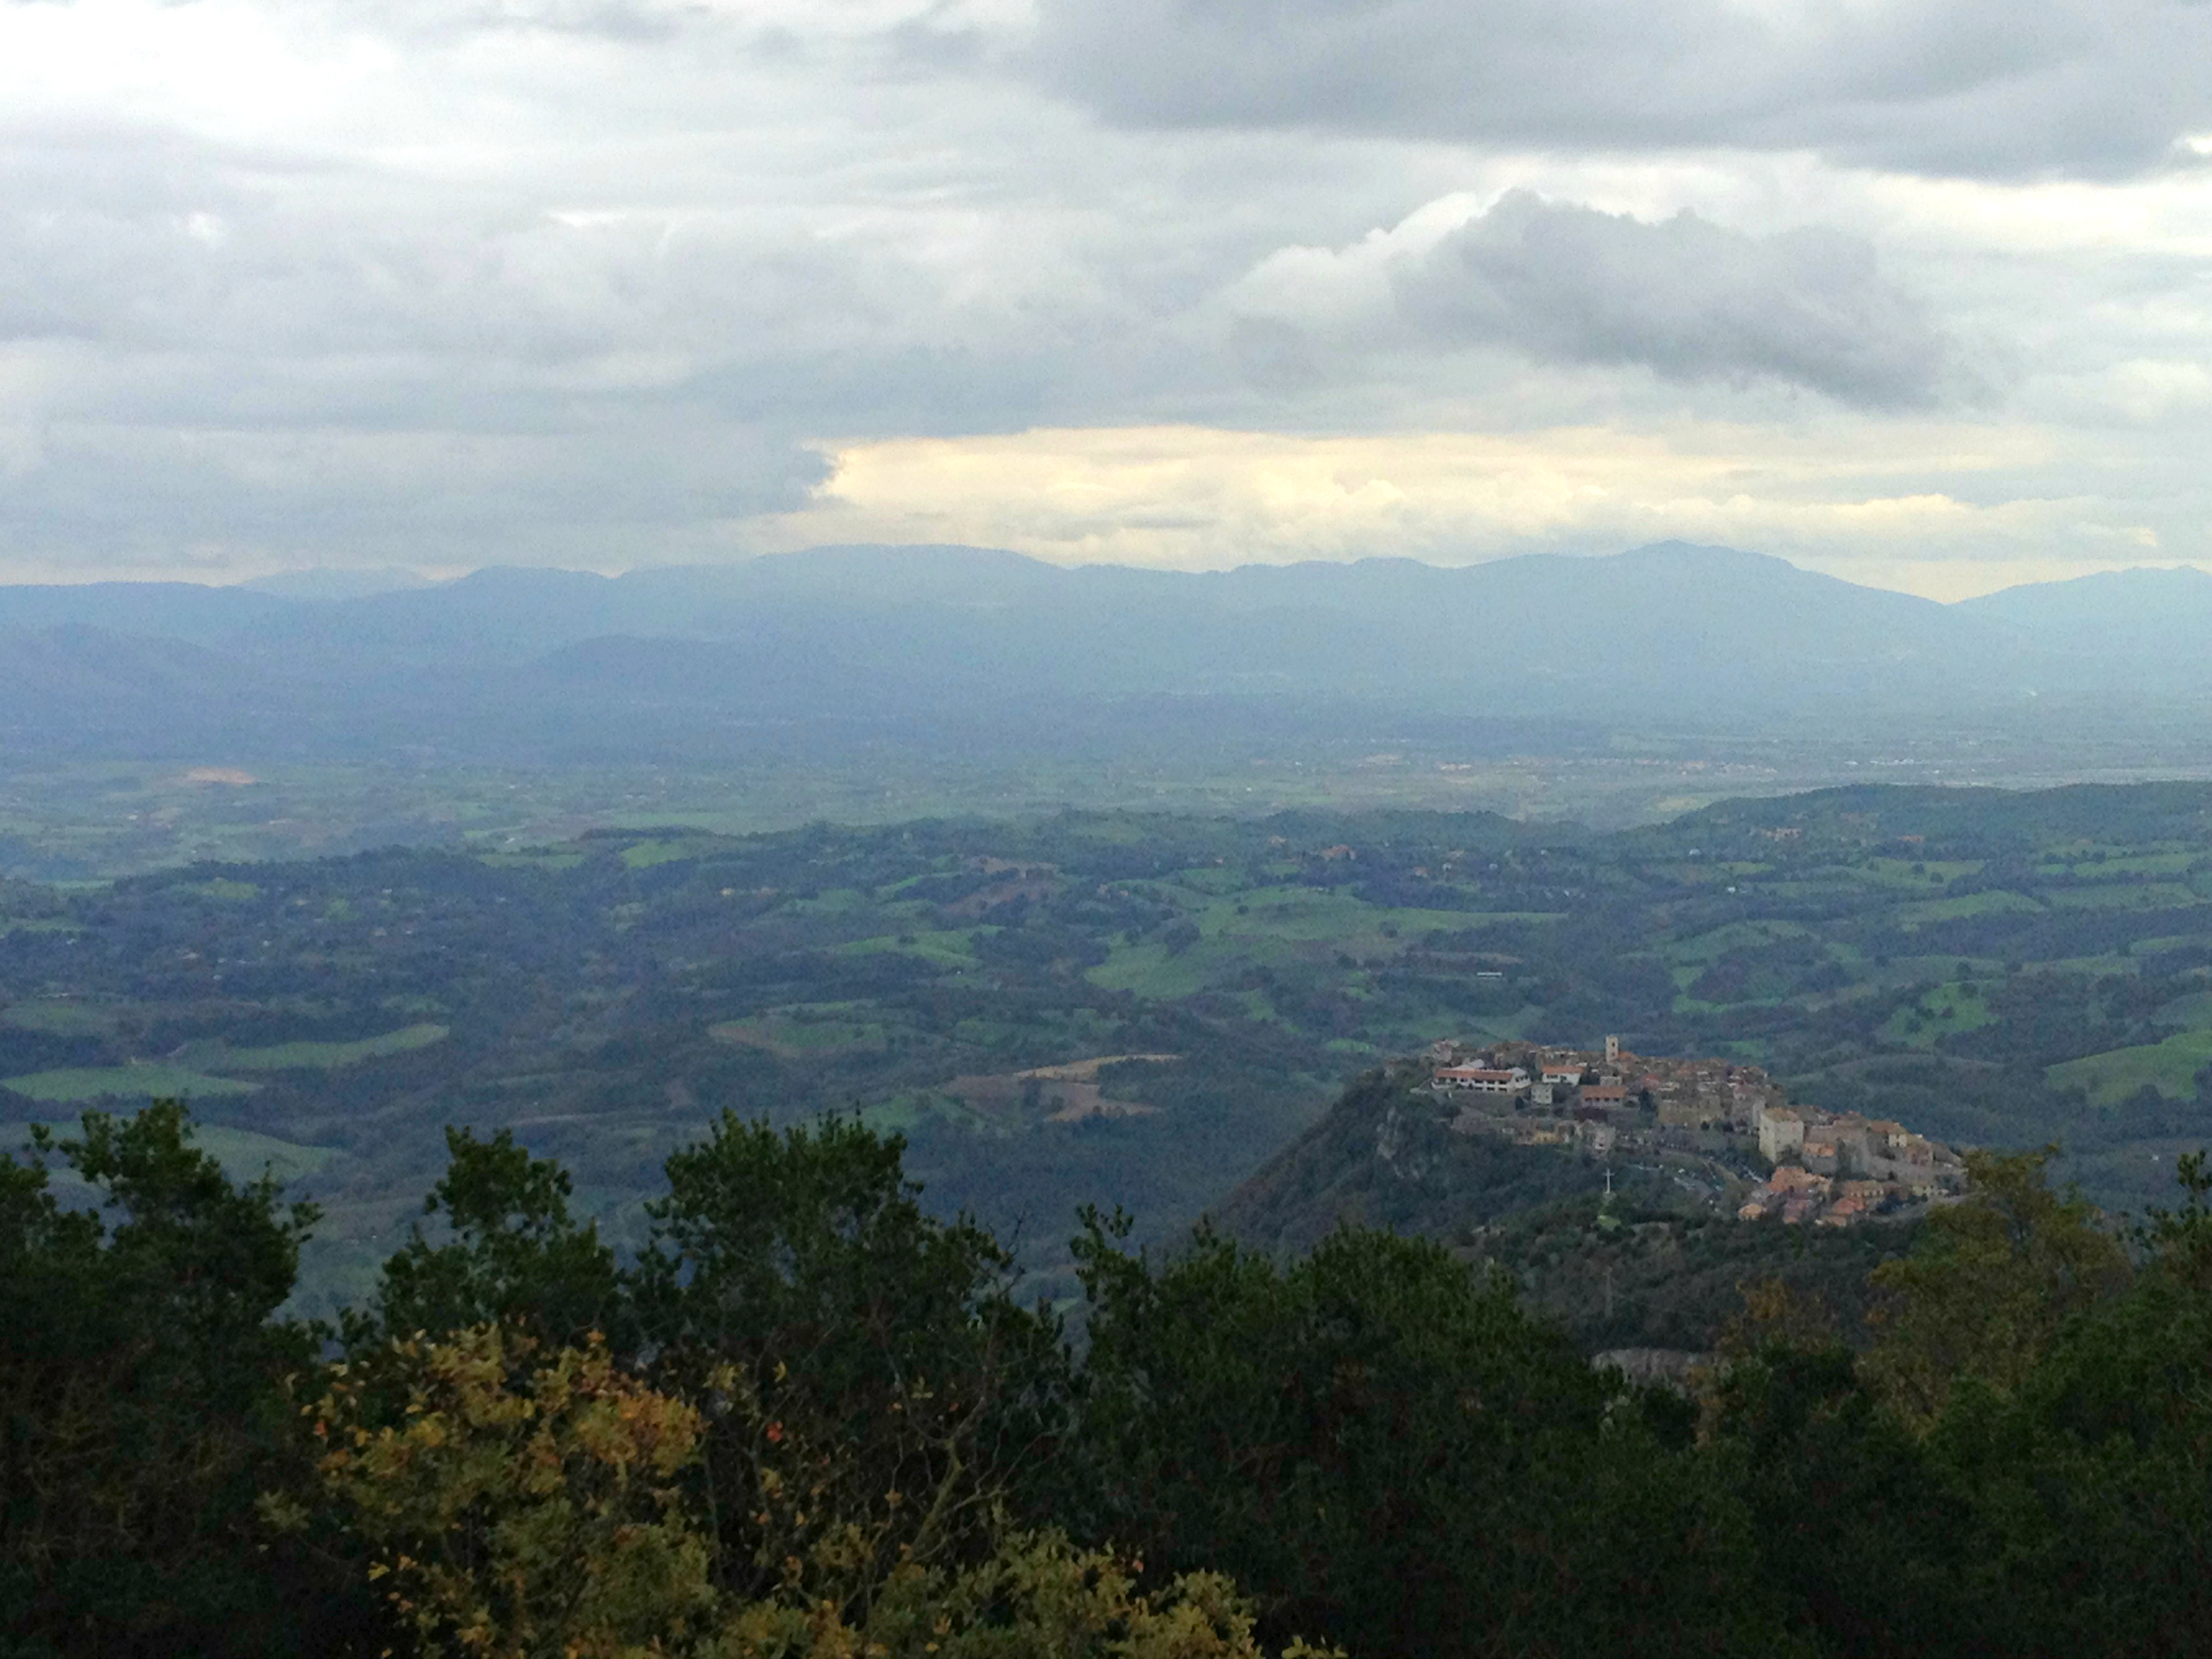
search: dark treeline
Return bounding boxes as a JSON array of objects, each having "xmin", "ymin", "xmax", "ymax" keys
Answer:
[{"xmin": 6, "ymin": 1093, "xmax": 2211, "ymax": 1659}]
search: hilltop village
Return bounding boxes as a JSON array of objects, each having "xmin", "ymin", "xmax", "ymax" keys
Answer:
[{"xmin": 1427, "ymin": 1037, "xmax": 1969, "ymax": 1226}]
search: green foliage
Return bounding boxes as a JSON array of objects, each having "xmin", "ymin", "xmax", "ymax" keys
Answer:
[
  {"xmin": 356, "ymin": 1126, "xmax": 624, "ymax": 1350},
  {"xmin": 0, "ymin": 1101, "xmax": 346, "ymax": 1658},
  {"xmin": 631, "ymin": 1114, "xmax": 1069, "ymax": 1605},
  {"xmin": 303, "ymin": 1317, "xmax": 1325, "ymax": 1659},
  {"xmin": 1909, "ymin": 1149, "xmax": 2212, "ymax": 1655},
  {"xmin": 1696, "ymin": 1146, "xmax": 2212, "ymax": 1656},
  {"xmin": 20, "ymin": 1092, "xmax": 2212, "ymax": 1659},
  {"xmin": 714, "ymin": 1527, "xmax": 1329, "ymax": 1659},
  {"xmin": 1862, "ymin": 1146, "xmax": 2131, "ymax": 1422},
  {"xmin": 295, "ymin": 1325, "xmax": 716, "ymax": 1659},
  {"xmin": 1703, "ymin": 1342, "xmax": 1981, "ymax": 1657},
  {"xmin": 1467, "ymin": 1193, "xmax": 1920, "ymax": 1352},
  {"xmin": 1056, "ymin": 1213, "xmax": 1799, "ymax": 1659}
]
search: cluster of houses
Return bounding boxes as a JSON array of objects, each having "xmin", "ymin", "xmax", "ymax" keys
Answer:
[
  {"xmin": 1428, "ymin": 1036, "xmax": 1967, "ymax": 1226},
  {"xmin": 1736, "ymin": 1100, "xmax": 1965, "ymax": 1223}
]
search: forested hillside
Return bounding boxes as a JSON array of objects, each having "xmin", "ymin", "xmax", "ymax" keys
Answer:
[{"xmin": 5, "ymin": 783, "xmax": 2212, "ymax": 1305}]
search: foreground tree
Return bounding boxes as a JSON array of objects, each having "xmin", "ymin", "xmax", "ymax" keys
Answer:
[
  {"xmin": 1056, "ymin": 1215, "xmax": 1800, "ymax": 1659},
  {"xmin": 1711, "ymin": 1146, "xmax": 2212, "ymax": 1658},
  {"xmin": 27, "ymin": 1098, "xmax": 2212, "ymax": 1659},
  {"xmin": 627, "ymin": 1114, "xmax": 1070, "ymax": 1610},
  {"xmin": 351, "ymin": 1126, "xmax": 623, "ymax": 1353},
  {"xmin": 0, "ymin": 1102, "xmax": 356, "ymax": 1658},
  {"xmin": 1916, "ymin": 1152, "xmax": 2212, "ymax": 1655},
  {"xmin": 714, "ymin": 1527, "xmax": 1331, "ymax": 1659},
  {"xmin": 358, "ymin": 1112, "xmax": 1073, "ymax": 1622},
  {"xmin": 1702, "ymin": 1339, "xmax": 1981, "ymax": 1657},
  {"xmin": 1861, "ymin": 1146, "xmax": 2130, "ymax": 1424},
  {"xmin": 289, "ymin": 1325, "xmax": 716, "ymax": 1659},
  {"xmin": 305, "ymin": 1322, "xmax": 1324, "ymax": 1659}
]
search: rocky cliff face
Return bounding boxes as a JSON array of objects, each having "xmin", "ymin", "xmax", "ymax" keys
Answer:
[{"xmin": 1211, "ymin": 1064, "xmax": 1607, "ymax": 1257}]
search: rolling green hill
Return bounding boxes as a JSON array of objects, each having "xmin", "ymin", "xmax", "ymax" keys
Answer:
[{"xmin": 4, "ymin": 781, "xmax": 2211, "ymax": 1308}]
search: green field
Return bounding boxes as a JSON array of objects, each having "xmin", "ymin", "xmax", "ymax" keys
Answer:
[
  {"xmin": 619, "ymin": 837, "xmax": 711, "ymax": 869},
  {"xmin": 1198, "ymin": 887, "xmax": 1513, "ymax": 945},
  {"xmin": 2039, "ymin": 851, "xmax": 2199, "ymax": 878},
  {"xmin": 711, "ymin": 1013, "xmax": 890, "ymax": 1059},
  {"xmin": 1, "ymin": 1064, "xmax": 260, "ymax": 1102},
  {"xmin": 2044, "ymin": 883, "xmax": 2206, "ymax": 912},
  {"xmin": 839, "ymin": 930, "xmax": 982, "ymax": 967},
  {"xmin": 1, "ymin": 1001, "xmax": 118, "ymax": 1035},
  {"xmin": 182, "ymin": 878, "xmax": 261, "ymax": 901},
  {"xmin": 1858, "ymin": 857, "xmax": 1984, "ymax": 886},
  {"xmin": 217, "ymin": 1023, "xmax": 450, "ymax": 1071},
  {"xmin": 184, "ymin": 1124, "xmax": 342, "ymax": 1182},
  {"xmin": 1891, "ymin": 890, "xmax": 2044, "ymax": 926},
  {"xmin": 479, "ymin": 849, "xmax": 587, "ymax": 871},
  {"xmin": 2050, "ymin": 1028, "xmax": 2212, "ymax": 1106},
  {"xmin": 1089, "ymin": 941, "xmax": 1216, "ymax": 998},
  {"xmin": 1667, "ymin": 920, "xmax": 1812, "ymax": 964}
]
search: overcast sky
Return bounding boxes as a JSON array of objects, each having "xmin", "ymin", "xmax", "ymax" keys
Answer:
[{"xmin": 4, "ymin": 0, "xmax": 2209, "ymax": 597}]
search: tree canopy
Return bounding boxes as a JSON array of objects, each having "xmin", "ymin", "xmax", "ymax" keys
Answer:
[{"xmin": 5, "ymin": 1098, "xmax": 2211, "ymax": 1658}]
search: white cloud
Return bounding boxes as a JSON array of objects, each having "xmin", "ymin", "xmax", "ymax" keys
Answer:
[
  {"xmin": 2095, "ymin": 360, "xmax": 2212, "ymax": 424},
  {"xmin": 0, "ymin": 0, "xmax": 2206, "ymax": 583}
]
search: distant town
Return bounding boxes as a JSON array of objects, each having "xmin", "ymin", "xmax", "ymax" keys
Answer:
[{"xmin": 1426, "ymin": 1037, "xmax": 1969, "ymax": 1226}]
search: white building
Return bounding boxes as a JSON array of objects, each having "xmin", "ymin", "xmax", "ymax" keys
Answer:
[
  {"xmin": 1757, "ymin": 1105, "xmax": 1806, "ymax": 1165},
  {"xmin": 1436, "ymin": 1065, "xmax": 1529, "ymax": 1095}
]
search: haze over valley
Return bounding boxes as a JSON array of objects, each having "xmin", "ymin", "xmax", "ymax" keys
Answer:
[{"xmin": 11, "ymin": 539, "xmax": 2212, "ymax": 880}]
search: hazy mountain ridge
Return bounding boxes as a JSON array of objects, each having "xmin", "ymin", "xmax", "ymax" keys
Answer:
[
  {"xmin": 1955, "ymin": 564, "xmax": 2212, "ymax": 662},
  {"xmin": 5, "ymin": 542, "xmax": 2211, "ymax": 759}
]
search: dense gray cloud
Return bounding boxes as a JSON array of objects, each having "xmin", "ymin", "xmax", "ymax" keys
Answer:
[
  {"xmin": 0, "ymin": 0, "xmax": 2206, "ymax": 587},
  {"xmin": 0, "ymin": 400, "xmax": 830, "ymax": 569},
  {"xmin": 0, "ymin": 121, "xmax": 839, "ymax": 564},
  {"xmin": 1031, "ymin": 0, "xmax": 2212, "ymax": 180},
  {"xmin": 0, "ymin": 94, "xmax": 1096, "ymax": 566},
  {"xmin": 1387, "ymin": 192, "xmax": 1966, "ymax": 407}
]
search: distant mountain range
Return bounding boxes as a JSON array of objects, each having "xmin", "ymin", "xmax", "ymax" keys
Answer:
[{"xmin": 4, "ymin": 543, "xmax": 2211, "ymax": 760}]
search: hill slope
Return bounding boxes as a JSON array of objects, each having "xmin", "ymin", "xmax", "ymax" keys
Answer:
[
  {"xmin": 1211, "ymin": 1066, "xmax": 1919, "ymax": 1353},
  {"xmin": 1212, "ymin": 1067, "xmax": 1612, "ymax": 1257}
]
